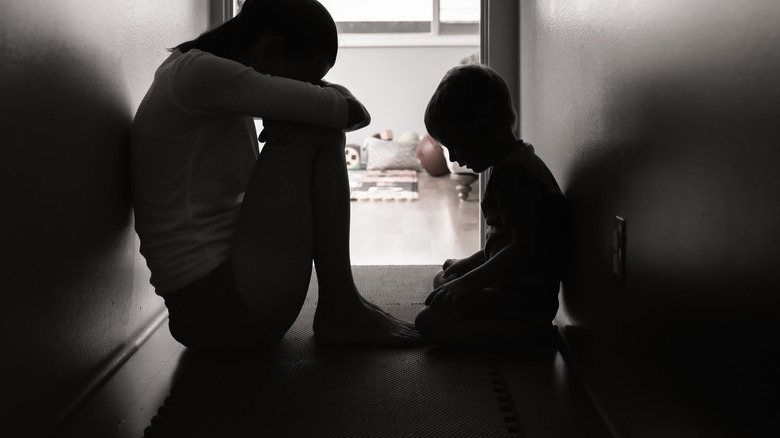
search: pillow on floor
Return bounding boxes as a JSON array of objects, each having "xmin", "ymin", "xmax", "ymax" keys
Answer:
[{"xmin": 364, "ymin": 137, "xmax": 423, "ymax": 171}]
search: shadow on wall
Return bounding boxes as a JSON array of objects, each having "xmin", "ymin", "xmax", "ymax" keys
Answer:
[
  {"xmin": 0, "ymin": 1, "xmax": 207, "ymax": 434},
  {"xmin": 515, "ymin": 0, "xmax": 780, "ymax": 335},
  {"xmin": 0, "ymin": 24, "xmax": 146, "ymax": 436},
  {"xmin": 555, "ymin": 11, "xmax": 780, "ymax": 431},
  {"xmin": 520, "ymin": 1, "xmax": 780, "ymax": 433},
  {"xmin": 562, "ymin": 54, "xmax": 780, "ymax": 330}
]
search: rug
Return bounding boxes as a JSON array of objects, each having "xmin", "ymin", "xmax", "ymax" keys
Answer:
[
  {"xmin": 143, "ymin": 266, "xmax": 522, "ymax": 438},
  {"xmin": 349, "ymin": 170, "xmax": 419, "ymax": 201}
]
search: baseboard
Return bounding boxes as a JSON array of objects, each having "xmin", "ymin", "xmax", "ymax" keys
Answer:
[
  {"xmin": 46, "ymin": 310, "xmax": 170, "ymax": 437},
  {"xmin": 555, "ymin": 326, "xmax": 625, "ymax": 438}
]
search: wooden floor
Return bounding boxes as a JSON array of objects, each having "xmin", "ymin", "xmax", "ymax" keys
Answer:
[{"xmin": 349, "ymin": 171, "xmax": 480, "ymax": 265}]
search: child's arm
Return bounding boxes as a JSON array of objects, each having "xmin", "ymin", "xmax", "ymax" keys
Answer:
[
  {"xmin": 439, "ymin": 250, "xmax": 487, "ymax": 281},
  {"xmin": 426, "ymin": 224, "xmax": 531, "ymax": 309}
]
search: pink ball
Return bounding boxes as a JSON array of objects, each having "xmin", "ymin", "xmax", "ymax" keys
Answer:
[{"xmin": 416, "ymin": 134, "xmax": 450, "ymax": 177}]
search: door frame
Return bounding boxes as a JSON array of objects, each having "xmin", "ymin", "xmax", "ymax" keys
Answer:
[{"xmin": 479, "ymin": 0, "xmax": 520, "ymax": 246}]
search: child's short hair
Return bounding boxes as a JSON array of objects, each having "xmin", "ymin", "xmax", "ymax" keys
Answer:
[{"xmin": 425, "ymin": 64, "xmax": 517, "ymax": 141}]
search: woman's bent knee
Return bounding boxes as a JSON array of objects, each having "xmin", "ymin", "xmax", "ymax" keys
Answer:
[
  {"xmin": 319, "ymin": 126, "xmax": 346, "ymax": 145},
  {"xmin": 290, "ymin": 124, "xmax": 344, "ymax": 147}
]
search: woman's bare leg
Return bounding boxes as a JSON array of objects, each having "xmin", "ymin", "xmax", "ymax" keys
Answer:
[
  {"xmin": 231, "ymin": 124, "xmax": 422, "ymax": 347},
  {"xmin": 306, "ymin": 127, "xmax": 421, "ymax": 347}
]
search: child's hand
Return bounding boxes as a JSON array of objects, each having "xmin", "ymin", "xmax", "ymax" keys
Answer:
[
  {"xmin": 441, "ymin": 258, "xmax": 469, "ymax": 280},
  {"xmin": 442, "ymin": 258, "xmax": 458, "ymax": 270},
  {"xmin": 258, "ymin": 120, "xmax": 295, "ymax": 143},
  {"xmin": 425, "ymin": 278, "xmax": 475, "ymax": 310}
]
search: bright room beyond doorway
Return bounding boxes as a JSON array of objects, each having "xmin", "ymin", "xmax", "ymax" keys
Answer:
[
  {"xmin": 317, "ymin": 0, "xmax": 482, "ymax": 265},
  {"xmin": 242, "ymin": 0, "xmax": 483, "ymax": 265},
  {"xmin": 349, "ymin": 171, "xmax": 480, "ymax": 265}
]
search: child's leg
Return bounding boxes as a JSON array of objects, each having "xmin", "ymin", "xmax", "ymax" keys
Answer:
[
  {"xmin": 415, "ymin": 281, "xmax": 556, "ymax": 348},
  {"xmin": 231, "ymin": 124, "xmax": 421, "ymax": 347}
]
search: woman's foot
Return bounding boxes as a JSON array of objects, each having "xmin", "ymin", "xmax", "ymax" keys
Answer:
[{"xmin": 313, "ymin": 295, "xmax": 424, "ymax": 348}]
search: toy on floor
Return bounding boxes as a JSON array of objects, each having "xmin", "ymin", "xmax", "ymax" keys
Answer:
[
  {"xmin": 416, "ymin": 134, "xmax": 450, "ymax": 177},
  {"xmin": 345, "ymin": 145, "xmax": 361, "ymax": 170}
]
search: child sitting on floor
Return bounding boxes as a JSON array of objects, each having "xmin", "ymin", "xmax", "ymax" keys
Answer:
[{"xmin": 414, "ymin": 64, "xmax": 567, "ymax": 347}]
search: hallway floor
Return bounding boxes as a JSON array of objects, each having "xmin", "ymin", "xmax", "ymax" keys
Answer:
[
  {"xmin": 55, "ymin": 173, "xmax": 496, "ymax": 437},
  {"xmin": 57, "ymin": 269, "xmax": 609, "ymax": 438},
  {"xmin": 348, "ymin": 171, "xmax": 481, "ymax": 265}
]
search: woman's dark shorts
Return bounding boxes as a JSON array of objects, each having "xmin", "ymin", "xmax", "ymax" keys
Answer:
[{"xmin": 162, "ymin": 258, "xmax": 261, "ymax": 353}]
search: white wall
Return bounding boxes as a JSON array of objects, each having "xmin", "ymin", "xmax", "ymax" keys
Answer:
[{"xmin": 323, "ymin": 45, "xmax": 480, "ymax": 146}]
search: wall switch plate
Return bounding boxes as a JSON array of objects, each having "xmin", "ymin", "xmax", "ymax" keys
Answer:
[{"xmin": 613, "ymin": 216, "xmax": 626, "ymax": 289}]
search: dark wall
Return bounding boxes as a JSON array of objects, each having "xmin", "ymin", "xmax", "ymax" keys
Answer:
[
  {"xmin": 520, "ymin": 0, "xmax": 780, "ymax": 330},
  {"xmin": 0, "ymin": 1, "xmax": 207, "ymax": 435},
  {"xmin": 519, "ymin": 0, "xmax": 780, "ymax": 433}
]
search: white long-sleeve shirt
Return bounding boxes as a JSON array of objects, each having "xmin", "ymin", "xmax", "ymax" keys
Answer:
[{"xmin": 130, "ymin": 49, "xmax": 349, "ymax": 294}]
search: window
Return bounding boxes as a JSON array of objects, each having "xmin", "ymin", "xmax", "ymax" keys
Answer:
[
  {"xmin": 319, "ymin": 0, "xmax": 479, "ymax": 35},
  {"xmin": 319, "ymin": 0, "xmax": 432, "ymax": 34},
  {"xmin": 233, "ymin": 0, "xmax": 480, "ymax": 46},
  {"xmin": 438, "ymin": 0, "xmax": 481, "ymax": 35}
]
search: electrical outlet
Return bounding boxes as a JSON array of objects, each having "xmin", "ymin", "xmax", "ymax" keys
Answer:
[{"xmin": 612, "ymin": 216, "xmax": 626, "ymax": 289}]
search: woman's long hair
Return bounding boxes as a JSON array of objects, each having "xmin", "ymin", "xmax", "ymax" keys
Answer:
[{"xmin": 172, "ymin": 0, "xmax": 338, "ymax": 66}]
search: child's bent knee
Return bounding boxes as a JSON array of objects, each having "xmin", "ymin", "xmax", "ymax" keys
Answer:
[
  {"xmin": 415, "ymin": 306, "xmax": 449, "ymax": 343},
  {"xmin": 432, "ymin": 270, "xmax": 447, "ymax": 288},
  {"xmin": 414, "ymin": 307, "xmax": 432, "ymax": 338}
]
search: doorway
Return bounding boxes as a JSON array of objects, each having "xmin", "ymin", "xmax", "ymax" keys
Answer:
[{"xmin": 214, "ymin": 0, "xmax": 520, "ymax": 265}]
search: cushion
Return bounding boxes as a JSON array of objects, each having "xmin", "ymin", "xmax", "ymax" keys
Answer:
[
  {"xmin": 364, "ymin": 137, "xmax": 423, "ymax": 171},
  {"xmin": 416, "ymin": 134, "xmax": 450, "ymax": 177}
]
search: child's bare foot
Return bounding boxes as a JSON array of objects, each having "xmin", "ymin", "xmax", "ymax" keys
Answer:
[{"xmin": 313, "ymin": 296, "xmax": 424, "ymax": 348}]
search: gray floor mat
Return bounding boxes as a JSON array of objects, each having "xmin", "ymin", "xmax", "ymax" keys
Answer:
[{"xmin": 144, "ymin": 266, "xmax": 521, "ymax": 437}]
